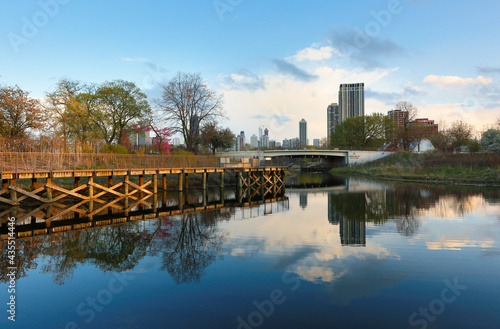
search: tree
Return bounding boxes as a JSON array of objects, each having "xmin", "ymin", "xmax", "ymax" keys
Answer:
[
  {"xmin": 392, "ymin": 101, "xmax": 418, "ymax": 151},
  {"xmin": 481, "ymin": 128, "xmax": 500, "ymax": 152},
  {"xmin": 157, "ymin": 72, "xmax": 225, "ymax": 153},
  {"xmin": 448, "ymin": 120, "xmax": 474, "ymax": 151},
  {"xmin": 330, "ymin": 113, "xmax": 392, "ymax": 149},
  {"xmin": 92, "ymin": 80, "xmax": 151, "ymax": 145},
  {"xmin": 429, "ymin": 131, "xmax": 452, "ymax": 153},
  {"xmin": 46, "ymin": 80, "xmax": 97, "ymax": 149},
  {"xmin": 0, "ymin": 85, "xmax": 47, "ymax": 139},
  {"xmin": 200, "ymin": 122, "xmax": 235, "ymax": 155}
]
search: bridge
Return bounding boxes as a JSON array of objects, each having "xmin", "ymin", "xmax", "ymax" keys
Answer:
[{"xmin": 218, "ymin": 150, "xmax": 393, "ymax": 166}]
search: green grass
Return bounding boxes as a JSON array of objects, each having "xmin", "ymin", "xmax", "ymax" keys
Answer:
[{"xmin": 332, "ymin": 152, "xmax": 500, "ymax": 186}]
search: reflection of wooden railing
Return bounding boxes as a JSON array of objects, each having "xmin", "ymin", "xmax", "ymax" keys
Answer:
[{"xmin": 0, "ymin": 190, "xmax": 289, "ymax": 242}]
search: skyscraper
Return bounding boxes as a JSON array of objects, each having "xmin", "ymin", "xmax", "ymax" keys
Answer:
[
  {"xmin": 236, "ymin": 131, "xmax": 245, "ymax": 151},
  {"xmin": 327, "ymin": 103, "xmax": 340, "ymax": 140},
  {"xmin": 250, "ymin": 134, "xmax": 258, "ymax": 149},
  {"xmin": 338, "ymin": 83, "xmax": 364, "ymax": 120},
  {"xmin": 299, "ymin": 119, "xmax": 307, "ymax": 148}
]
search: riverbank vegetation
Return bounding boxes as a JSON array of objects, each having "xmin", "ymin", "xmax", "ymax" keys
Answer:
[{"xmin": 331, "ymin": 152, "xmax": 500, "ymax": 186}]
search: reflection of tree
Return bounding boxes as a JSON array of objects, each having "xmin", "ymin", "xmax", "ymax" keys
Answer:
[{"xmin": 160, "ymin": 212, "xmax": 226, "ymax": 284}]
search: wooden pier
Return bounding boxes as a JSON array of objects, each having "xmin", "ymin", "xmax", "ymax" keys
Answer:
[{"xmin": 0, "ymin": 166, "xmax": 286, "ymax": 223}]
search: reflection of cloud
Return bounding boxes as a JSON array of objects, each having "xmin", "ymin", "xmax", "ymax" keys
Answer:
[
  {"xmin": 271, "ymin": 245, "xmax": 319, "ymax": 271},
  {"xmin": 293, "ymin": 266, "xmax": 345, "ymax": 283},
  {"xmin": 426, "ymin": 239, "xmax": 495, "ymax": 251}
]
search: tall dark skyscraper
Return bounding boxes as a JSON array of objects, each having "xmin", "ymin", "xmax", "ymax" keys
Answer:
[
  {"xmin": 299, "ymin": 119, "xmax": 307, "ymax": 147},
  {"xmin": 338, "ymin": 82, "xmax": 365, "ymax": 120},
  {"xmin": 327, "ymin": 103, "xmax": 340, "ymax": 140}
]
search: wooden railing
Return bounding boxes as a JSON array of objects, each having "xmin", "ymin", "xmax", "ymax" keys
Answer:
[{"xmin": 0, "ymin": 153, "xmax": 223, "ymax": 172}]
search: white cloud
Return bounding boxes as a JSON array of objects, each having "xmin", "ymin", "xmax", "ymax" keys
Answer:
[
  {"xmin": 423, "ymin": 75, "xmax": 492, "ymax": 89},
  {"xmin": 121, "ymin": 57, "xmax": 149, "ymax": 62},
  {"xmin": 288, "ymin": 46, "xmax": 339, "ymax": 62}
]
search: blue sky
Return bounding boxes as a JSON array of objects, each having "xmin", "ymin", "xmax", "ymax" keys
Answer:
[{"xmin": 1, "ymin": 0, "xmax": 499, "ymax": 142}]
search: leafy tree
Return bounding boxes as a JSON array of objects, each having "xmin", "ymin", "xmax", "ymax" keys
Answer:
[
  {"xmin": 330, "ymin": 113, "xmax": 392, "ymax": 149},
  {"xmin": 46, "ymin": 79, "xmax": 93, "ymax": 149},
  {"xmin": 0, "ymin": 85, "xmax": 47, "ymax": 139},
  {"xmin": 200, "ymin": 122, "xmax": 235, "ymax": 154},
  {"xmin": 156, "ymin": 72, "xmax": 225, "ymax": 153},
  {"xmin": 448, "ymin": 120, "xmax": 474, "ymax": 150},
  {"xmin": 91, "ymin": 80, "xmax": 151, "ymax": 145},
  {"xmin": 481, "ymin": 128, "xmax": 500, "ymax": 152}
]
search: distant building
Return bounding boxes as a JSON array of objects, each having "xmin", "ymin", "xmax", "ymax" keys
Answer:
[
  {"xmin": 172, "ymin": 137, "xmax": 181, "ymax": 147},
  {"xmin": 282, "ymin": 138, "xmax": 290, "ymax": 149},
  {"xmin": 250, "ymin": 134, "xmax": 258, "ymax": 149},
  {"xmin": 290, "ymin": 137, "xmax": 300, "ymax": 149},
  {"xmin": 338, "ymin": 83, "xmax": 364, "ymax": 120},
  {"xmin": 269, "ymin": 140, "xmax": 276, "ymax": 148},
  {"xmin": 410, "ymin": 118, "xmax": 439, "ymax": 139},
  {"xmin": 299, "ymin": 119, "xmax": 307, "ymax": 147},
  {"xmin": 261, "ymin": 134, "xmax": 269, "ymax": 149},
  {"xmin": 236, "ymin": 131, "xmax": 245, "ymax": 151},
  {"xmin": 313, "ymin": 139, "xmax": 320, "ymax": 147},
  {"xmin": 327, "ymin": 103, "xmax": 341, "ymax": 140},
  {"xmin": 387, "ymin": 109, "xmax": 409, "ymax": 127}
]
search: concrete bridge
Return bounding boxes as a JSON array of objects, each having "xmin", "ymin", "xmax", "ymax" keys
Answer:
[{"xmin": 218, "ymin": 149, "xmax": 393, "ymax": 166}]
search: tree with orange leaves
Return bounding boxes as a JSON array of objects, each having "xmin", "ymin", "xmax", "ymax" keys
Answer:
[{"xmin": 0, "ymin": 85, "xmax": 47, "ymax": 139}]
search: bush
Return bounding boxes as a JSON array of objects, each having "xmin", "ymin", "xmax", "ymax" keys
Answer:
[
  {"xmin": 170, "ymin": 148, "xmax": 195, "ymax": 156},
  {"xmin": 101, "ymin": 144, "xmax": 129, "ymax": 154}
]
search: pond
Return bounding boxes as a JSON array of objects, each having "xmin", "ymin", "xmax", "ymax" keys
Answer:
[{"xmin": 1, "ymin": 176, "xmax": 499, "ymax": 328}]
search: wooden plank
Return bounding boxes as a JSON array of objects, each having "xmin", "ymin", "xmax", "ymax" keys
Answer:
[
  {"xmin": 125, "ymin": 180, "xmax": 153, "ymax": 195},
  {"xmin": 0, "ymin": 195, "xmax": 17, "ymax": 205},
  {"xmin": 124, "ymin": 195, "xmax": 152, "ymax": 212},
  {"xmin": 46, "ymin": 199, "xmax": 89, "ymax": 221},
  {"xmin": 52, "ymin": 184, "xmax": 88, "ymax": 202},
  {"xmin": 16, "ymin": 204, "xmax": 49, "ymax": 222},
  {"xmin": 89, "ymin": 182, "xmax": 126, "ymax": 198},
  {"xmin": 88, "ymin": 196, "xmax": 125, "ymax": 216},
  {"xmin": 46, "ymin": 183, "xmax": 90, "ymax": 201},
  {"xmin": 9, "ymin": 185, "xmax": 50, "ymax": 203}
]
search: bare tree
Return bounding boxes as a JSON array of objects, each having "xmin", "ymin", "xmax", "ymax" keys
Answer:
[
  {"xmin": 156, "ymin": 72, "xmax": 225, "ymax": 153},
  {"xmin": 448, "ymin": 120, "xmax": 474, "ymax": 151},
  {"xmin": 392, "ymin": 101, "xmax": 418, "ymax": 151}
]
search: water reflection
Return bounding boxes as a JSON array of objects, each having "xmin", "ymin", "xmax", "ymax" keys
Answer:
[{"xmin": 1, "ymin": 176, "xmax": 499, "ymax": 328}]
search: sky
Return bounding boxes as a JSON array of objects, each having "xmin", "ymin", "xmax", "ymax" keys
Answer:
[{"xmin": 1, "ymin": 0, "xmax": 500, "ymax": 143}]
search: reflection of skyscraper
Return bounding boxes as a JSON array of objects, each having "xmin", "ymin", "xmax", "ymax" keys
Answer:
[
  {"xmin": 299, "ymin": 192, "xmax": 308, "ymax": 209},
  {"xmin": 340, "ymin": 217, "xmax": 366, "ymax": 246},
  {"xmin": 328, "ymin": 194, "xmax": 341, "ymax": 225}
]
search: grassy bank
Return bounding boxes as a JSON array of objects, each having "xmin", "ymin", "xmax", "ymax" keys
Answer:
[{"xmin": 331, "ymin": 152, "xmax": 500, "ymax": 186}]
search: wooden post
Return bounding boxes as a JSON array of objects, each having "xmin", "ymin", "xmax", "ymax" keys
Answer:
[
  {"xmin": 178, "ymin": 173, "xmax": 183, "ymax": 192},
  {"xmin": 184, "ymin": 173, "xmax": 189, "ymax": 190},
  {"xmin": 124, "ymin": 175, "xmax": 129, "ymax": 195},
  {"xmin": 2, "ymin": 179, "xmax": 8, "ymax": 191},
  {"xmin": 139, "ymin": 175, "xmax": 144, "ymax": 199},
  {"xmin": 220, "ymin": 171, "xmax": 224, "ymax": 188},
  {"xmin": 46, "ymin": 177, "xmax": 52, "ymax": 201},
  {"xmin": 163, "ymin": 174, "xmax": 167, "ymax": 190},
  {"xmin": 153, "ymin": 173, "xmax": 158, "ymax": 194},
  {"xmin": 202, "ymin": 172, "xmax": 207, "ymax": 190},
  {"xmin": 9, "ymin": 179, "xmax": 17, "ymax": 203},
  {"xmin": 108, "ymin": 175, "xmax": 113, "ymax": 187},
  {"xmin": 237, "ymin": 171, "xmax": 242, "ymax": 189},
  {"xmin": 32, "ymin": 178, "xmax": 38, "ymax": 190},
  {"xmin": 219, "ymin": 187, "xmax": 224, "ymax": 205},
  {"xmin": 203, "ymin": 189, "xmax": 207, "ymax": 207},
  {"xmin": 88, "ymin": 176, "xmax": 93, "ymax": 199}
]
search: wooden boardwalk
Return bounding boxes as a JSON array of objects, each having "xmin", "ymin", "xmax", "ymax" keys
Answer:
[{"xmin": 0, "ymin": 166, "xmax": 286, "ymax": 224}]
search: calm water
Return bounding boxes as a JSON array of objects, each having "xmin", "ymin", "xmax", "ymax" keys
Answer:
[{"xmin": 1, "ymin": 176, "xmax": 500, "ymax": 329}]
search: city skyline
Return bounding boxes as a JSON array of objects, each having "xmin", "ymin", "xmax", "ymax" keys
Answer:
[{"xmin": 1, "ymin": 1, "xmax": 499, "ymax": 142}]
